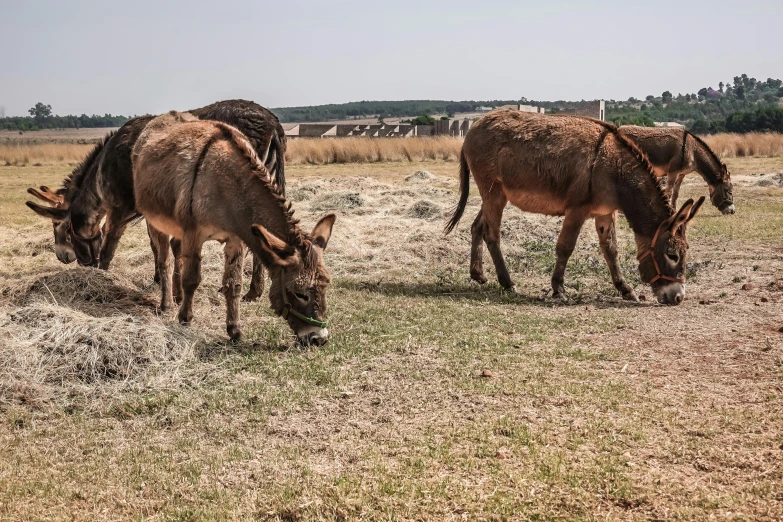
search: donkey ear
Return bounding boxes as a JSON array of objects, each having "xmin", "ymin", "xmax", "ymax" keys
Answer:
[
  {"xmin": 310, "ymin": 214, "xmax": 336, "ymax": 250},
  {"xmin": 27, "ymin": 187, "xmax": 61, "ymax": 205},
  {"xmin": 685, "ymin": 196, "xmax": 706, "ymax": 225},
  {"xmin": 665, "ymin": 198, "xmax": 695, "ymax": 232},
  {"xmin": 25, "ymin": 201, "xmax": 69, "ymax": 221},
  {"xmin": 250, "ymin": 224, "xmax": 299, "ymax": 267}
]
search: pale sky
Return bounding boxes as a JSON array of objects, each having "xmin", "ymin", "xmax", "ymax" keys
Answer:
[{"xmin": 1, "ymin": 0, "xmax": 780, "ymax": 116}]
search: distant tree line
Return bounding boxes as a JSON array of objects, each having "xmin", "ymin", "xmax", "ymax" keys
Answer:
[
  {"xmin": 0, "ymin": 114, "xmax": 131, "ymax": 131},
  {"xmin": 274, "ymin": 74, "xmax": 783, "ymax": 134},
  {"xmin": 607, "ymin": 74, "xmax": 783, "ymax": 133},
  {"xmin": 0, "ymin": 102, "xmax": 131, "ymax": 131}
]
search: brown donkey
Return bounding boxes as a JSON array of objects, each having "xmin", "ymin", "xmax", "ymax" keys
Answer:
[
  {"xmin": 132, "ymin": 112, "xmax": 335, "ymax": 344},
  {"xmin": 618, "ymin": 125, "xmax": 734, "ymax": 214},
  {"xmin": 25, "ymin": 100, "xmax": 286, "ymax": 302},
  {"xmin": 445, "ymin": 109, "xmax": 705, "ymax": 305}
]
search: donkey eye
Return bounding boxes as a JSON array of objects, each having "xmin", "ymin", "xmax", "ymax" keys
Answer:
[
  {"xmin": 666, "ymin": 251, "xmax": 679, "ymax": 262},
  {"xmin": 294, "ymin": 292, "xmax": 309, "ymax": 302}
]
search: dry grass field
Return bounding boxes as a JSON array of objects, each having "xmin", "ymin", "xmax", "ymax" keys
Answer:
[
  {"xmin": 3, "ymin": 132, "xmax": 783, "ymax": 168},
  {"xmin": 0, "ymin": 151, "xmax": 783, "ymax": 520}
]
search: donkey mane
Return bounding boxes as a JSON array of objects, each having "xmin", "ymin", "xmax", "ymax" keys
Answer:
[
  {"xmin": 213, "ymin": 121, "xmax": 306, "ymax": 246},
  {"xmin": 685, "ymin": 130, "xmax": 728, "ymax": 178},
  {"xmin": 586, "ymin": 117, "xmax": 671, "ymax": 210},
  {"xmin": 62, "ymin": 131, "xmax": 114, "ymax": 198}
]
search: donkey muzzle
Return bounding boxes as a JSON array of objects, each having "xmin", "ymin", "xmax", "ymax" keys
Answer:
[
  {"xmin": 55, "ymin": 245, "xmax": 77, "ymax": 264},
  {"xmin": 297, "ymin": 326, "xmax": 330, "ymax": 346},
  {"xmin": 656, "ymin": 282, "xmax": 685, "ymax": 306}
]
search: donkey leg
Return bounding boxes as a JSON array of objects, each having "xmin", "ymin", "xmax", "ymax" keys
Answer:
[
  {"xmin": 551, "ymin": 210, "xmax": 588, "ymax": 299},
  {"xmin": 241, "ymin": 251, "xmax": 265, "ymax": 302},
  {"xmin": 664, "ymin": 172, "xmax": 676, "ymax": 202},
  {"xmin": 481, "ymin": 192, "xmax": 516, "ymax": 291},
  {"xmin": 469, "ymin": 208, "xmax": 488, "ymax": 284},
  {"xmin": 98, "ymin": 212, "xmax": 129, "ymax": 271},
  {"xmin": 222, "ymin": 237, "xmax": 246, "ymax": 341},
  {"xmin": 147, "ymin": 225, "xmax": 174, "ymax": 312},
  {"xmin": 148, "ymin": 225, "xmax": 161, "ymax": 285},
  {"xmin": 670, "ymin": 174, "xmax": 685, "ymax": 208},
  {"xmin": 177, "ymin": 234, "xmax": 204, "ymax": 325},
  {"xmin": 170, "ymin": 237, "xmax": 183, "ymax": 305},
  {"xmin": 595, "ymin": 213, "xmax": 638, "ymax": 302}
]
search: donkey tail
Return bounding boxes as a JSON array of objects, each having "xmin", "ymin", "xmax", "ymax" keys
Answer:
[
  {"xmin": 269, "ymin": 131, "xmax": 286, "ymax": 196},
  {"xmin": 444, "ymin": 148, "xmax": 471, "ymax": 234}
]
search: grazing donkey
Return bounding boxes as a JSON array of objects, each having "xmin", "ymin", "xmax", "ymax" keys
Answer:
[
  {"xmin": 445, "ymin": 109, "xmax": 705, "ymax": 306},
  {"xmin": 25, "ymin": 99, "xmax": 286, "ymax": 301},
  {"xmin": 132, "ymin": 112, "xmax": 335, "ymax": 345},
  {"xmin": 618, "ymin": 125, "xmax": 734, "ymax": 214}
]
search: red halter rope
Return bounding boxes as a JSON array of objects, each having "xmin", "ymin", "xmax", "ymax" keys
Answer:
[{"xmin": 636, "ymin": 226, "xmax": 685, "ymax": 285}]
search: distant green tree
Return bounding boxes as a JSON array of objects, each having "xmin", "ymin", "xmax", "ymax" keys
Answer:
[
  {"xmin": 28, "ymin": 102, "xmax": 52, "ymax": 120},
  {"xmin": 411, "ymin": 114, "xmax": 435, "ymax": 126},
  {"xmin": 662, "ymin": 91, "xmax": 672, "ymax": 104},
  {"xmin": 440, "ymin": 116, "xmax": 449, "ymax": 121},
  {"xmin": 690, "ymin": 119, "xmax": 711, "ymax": 134}
]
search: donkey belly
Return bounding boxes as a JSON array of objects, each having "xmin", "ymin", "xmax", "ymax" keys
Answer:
[
  {"xmin": 504, "ymin": 187, "xmax": 568, "ymax": 216},
  {"xmin": 144, "ymin": 213, "xmax": 185, "ymax": 239}
]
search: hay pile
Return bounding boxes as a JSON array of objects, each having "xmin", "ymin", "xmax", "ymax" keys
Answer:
[{"xmin": 0, "ymin": 268, "xmax": 214, "ymax": 409}]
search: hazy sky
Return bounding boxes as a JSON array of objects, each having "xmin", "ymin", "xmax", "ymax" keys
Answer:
[{"xmin": 1, "ymin": 0, "xmax": 780, "ymax": 116}]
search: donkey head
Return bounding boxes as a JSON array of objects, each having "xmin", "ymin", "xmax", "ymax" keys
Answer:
[
  {"xmin": 65, "ymin": 211, "xmax": 103, "ymax": 267},
  {"xmin": 638, "ymin": 196, "xmax": 705, "ymax": 306},
  {"xmin": 25, "ymin": 186, "xmax": 76, "ymax": 264},
  {"xmin": 709, "ymin": 165, "xmax": 735, "ymax": 215},
  {"xmin": 251, "ymin": 214, "xmax": 336, "ymax": 346}
]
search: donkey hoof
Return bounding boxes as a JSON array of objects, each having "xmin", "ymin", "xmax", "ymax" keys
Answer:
[
  {"xmin": 159, "ymin": 302, "xmax": 175, "ymax": 313},
  {"xmin": 227, "ymin": 325, "xmax": 243, "ymax": 341},
  {"xmin": 552, "ymin": 288, "xmax": 567, "ymax": 300},
  {"xmin": 178, "ymin": 312, "xmax": 193, "ymax": 325},
  {"xmin": 504, "ymin": 285, "xmax": 522, "ymax": 295},
  {"xmin": 153, "ymin": 273, "xmax": 161, "ymax": 285},
  {"xmin": 622, "ymin": 291, "xmax": 640, "ymax": 303},
  {"xmin": 471, "ymin": 272, "xmax": 488, "ymax": 285},
  {"xmin": 241, "ymin": 291, "xmax": 260, "ymax": 302}
]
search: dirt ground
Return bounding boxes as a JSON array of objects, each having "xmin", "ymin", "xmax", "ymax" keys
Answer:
[{"xmin": 0, "ymin": 157, "xmax": 782, "ymax": 520}]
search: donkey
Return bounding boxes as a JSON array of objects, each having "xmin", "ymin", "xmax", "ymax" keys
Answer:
[
  {"xmin": 132, "ymin": 111, "xmax": 335, "ymax": 345},
  {"xmin": 25, "ymin": 99, "xmax": 286, "ymax": 301},
  {"xmin": 618, "ymin": 125, "xmax": 734, "ymax": 214},
  {"xmin": 445, "ymin": 109, "xmax": 705, "ymax": 305}
]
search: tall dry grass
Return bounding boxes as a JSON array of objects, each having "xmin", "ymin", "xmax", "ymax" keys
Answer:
[
  {"xmin": 0, "ymin": 143, "xmax": 93, "ymax": 166},
  {"xmin": 702, "ymin": 132, "xmax": 783, "ymax": 158},
  {"xmin": 3, "ymin": 133, "xmax": 782, "ymax": 167},
  {"xmin": 285, "ymin": 136, "xmax": 463, "ymax": 165}
]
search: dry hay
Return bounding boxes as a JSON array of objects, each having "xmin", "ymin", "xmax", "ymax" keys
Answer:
[
  {"xmin": 0, "ymin": 174, "xmax": 613, "ymax": 410},
  {"xmin": 310, "ymin": 191, "xmax": 366, "ymax": 212},
  {"xmin": 404, "ymin": 170, "xmax": 434, "ymax": 182},
  {"xmin": 407, "ymin": 200, "xmax": 443, "ymax": 220},
  {"xmin": 753, "ymin": 172, "xmax": 783, "ymax": 187},
  {"xmin": 0, "ymin": 268, "xmax": 215, "ymax": 409}
]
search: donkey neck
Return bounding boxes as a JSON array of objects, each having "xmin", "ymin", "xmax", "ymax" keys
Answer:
[
  {"xmin": 689, "ymin": 133, "xmax": 724, "ymax": 187},
  {"xmin": 69, "ymin": 159, "xmax": 105, "ymax": 231},
  {"xmin": 233, "ymin": 170, "xmax": 302, "ymax": 253},
  {"xmin": 614, "ymin": 164, "xmax": 673, "ymax": 252}
]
